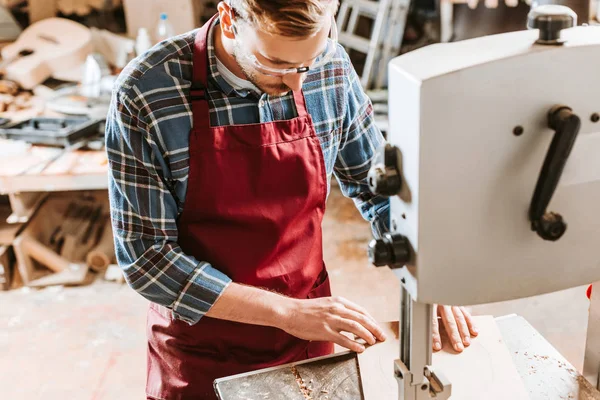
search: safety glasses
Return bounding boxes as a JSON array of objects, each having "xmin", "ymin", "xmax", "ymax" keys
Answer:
[{"xmin": 230, "ymin": 14, "xmax": 339, "ymax": 77}]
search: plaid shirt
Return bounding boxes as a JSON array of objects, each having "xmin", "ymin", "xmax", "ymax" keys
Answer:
[{"xmin": 106, "ymin": 19, "xmax": 390, "ymax": 325}]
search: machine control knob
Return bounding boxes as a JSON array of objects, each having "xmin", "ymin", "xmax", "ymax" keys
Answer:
[
  {"xmin": 527, "ymin": 5, "xmax": 577, "ymax": 45},
  {"xmin": 367, "ymin": 144, "xmax": 402, "ymax": 196},
  {"xmin": 368, "ymin": 233, "xmax": 411, "ymax": 268}
]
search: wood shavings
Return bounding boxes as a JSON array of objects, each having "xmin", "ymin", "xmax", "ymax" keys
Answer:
[{"xmin": 291, "ymin": 366, "xmax": 313, "ymax": 400}]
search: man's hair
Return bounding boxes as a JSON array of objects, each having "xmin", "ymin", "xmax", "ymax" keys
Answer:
[{"xmin": 228, "ymin": 0, "xmax": 339, "ymax": 38}]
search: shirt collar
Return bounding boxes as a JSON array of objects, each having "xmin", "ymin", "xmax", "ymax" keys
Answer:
[{"xmin": 206, "ymin": 18, "xmax": 260, "ymax": 99}]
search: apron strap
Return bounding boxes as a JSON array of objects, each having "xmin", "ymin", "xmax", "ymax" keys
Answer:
[
  {"xmin": 191, "ymin": 14, "xmax": 219, "ymax": 130},
  {"xmin": 292, "ymin": 89, "xmax": 309, "ymax": 118}
]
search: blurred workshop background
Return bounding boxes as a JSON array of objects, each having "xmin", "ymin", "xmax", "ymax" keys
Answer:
[{"xmin": 0, "ymin": 1, "xmax": 597, "ymax": 399}]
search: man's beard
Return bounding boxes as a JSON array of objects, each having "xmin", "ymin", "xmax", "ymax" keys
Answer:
[{"xmin": 232, "ymin": 43, "xmax": 291, "ymax": 96}]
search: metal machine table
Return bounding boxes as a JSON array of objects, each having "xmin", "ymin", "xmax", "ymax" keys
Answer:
[{"xmin": 215, "ymin": 315, "xmax": 600, "ymax": 399}]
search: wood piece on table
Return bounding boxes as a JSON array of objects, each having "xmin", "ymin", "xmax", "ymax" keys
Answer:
[
  {"xmin": 433, "ymin": 316, "xmax": 528, "ymax": 399},
  {"xmin": 1, "ymin": 18, "xmax": 93, "ymax": 89},
  {"xmin": 87, "ymin": 218, "xmax": 114, "ymax": 272},
  {"xmin": 26, "ymin": 263, "xmax": 88, "ymax": 288},
  {"xmin": 357, "ymin": 316, "xmax": 529, "ymax": 400},
  {"xmin": 357, "ymin": 322, "xmax": 400, "ymax": 400},
  {"xmin": 17, "ymin": 234, "xmax": 70, "ymax": 273}
]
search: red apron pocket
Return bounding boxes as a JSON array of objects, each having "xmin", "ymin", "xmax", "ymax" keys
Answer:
[{"xmin": 307, "ymin": 264, "xmax": 331, "ymax": 299}]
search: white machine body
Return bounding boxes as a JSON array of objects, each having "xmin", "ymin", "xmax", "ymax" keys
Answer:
[{"xmin": 388, "ymin": 26, "xmax": 600, "ymax": 306}]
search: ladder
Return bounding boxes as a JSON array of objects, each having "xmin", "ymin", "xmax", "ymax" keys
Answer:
[{"xmin": 336, "ymin": 0, "xmax": 411, "ymax": 90}]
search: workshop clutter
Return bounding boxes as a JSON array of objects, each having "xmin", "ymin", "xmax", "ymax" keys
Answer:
[{"xmin": 11, "ymin": 191, "xmax": 121, "ymax": 288}]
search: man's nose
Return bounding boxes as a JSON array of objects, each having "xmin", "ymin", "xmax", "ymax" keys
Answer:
[{"xmin": 282, "ymin": 73, "xmax": 306, "ymax": 92}]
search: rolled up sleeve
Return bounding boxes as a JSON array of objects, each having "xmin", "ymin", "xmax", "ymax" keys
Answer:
[
  {"xmin": 334, "ymin": 51, "xmax": 390, "ymax": 238},
  {"xmin": 105, "ymin": 90, "xmax": 231, "ymax": 325}
]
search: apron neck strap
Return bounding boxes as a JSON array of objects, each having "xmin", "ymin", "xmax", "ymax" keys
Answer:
[
  {"xmin": 191, "ymin": 14, "xmax": 219, "ymax": 130},
  {"xmin": 292, "ymin": 89, "xmax": 308, "ymax": 118},
  {"xmin": 192, "ymin": 14, "xmax": 218, "ymax": 87}
]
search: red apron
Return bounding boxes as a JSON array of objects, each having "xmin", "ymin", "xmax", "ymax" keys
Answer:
[{"xmin": 146, "ymin": 16, "xmax": 334, "ymax": 400}]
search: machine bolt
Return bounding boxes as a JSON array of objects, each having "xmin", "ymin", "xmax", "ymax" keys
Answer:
[
  {"xmin": 513, "ymin": 126, "xmax": 524, "ymax": 136},
  {"xmin": 532, "ymin": 212, "xmax": 567, "ymax": 241},
  {"xmin": 591, "ymin": 113, "xmax": 599, "ymax": 123}
]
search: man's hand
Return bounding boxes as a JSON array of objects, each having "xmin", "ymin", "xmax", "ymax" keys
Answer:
[
  {"xmin": 432, "ymin": 304, "xmax": 478, "ymax": 353},
  {"xmin": 278, "ymin": 296, "xmax": 387, "ymax": 353}
]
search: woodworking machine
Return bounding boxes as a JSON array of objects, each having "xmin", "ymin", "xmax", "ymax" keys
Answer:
[
  {"xmin": 214, "ymin": 5, "xmax": 600, "ymax": 400},
  {"xmin": 366, "ymin": 5, "xmax": 600, "ymax": 399}
]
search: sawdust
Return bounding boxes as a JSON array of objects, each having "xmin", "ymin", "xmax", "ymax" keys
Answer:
[{"xmin": 291, "ymin": 366, "xmax": 313, "ymax": 400}]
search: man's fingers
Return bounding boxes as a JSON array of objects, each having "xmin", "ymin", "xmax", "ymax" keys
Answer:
[
  {"xmin": 432, "ymin": 304, "xmax": 441, "ymax": 351},
  {"xmin": 336, "ymin": 308, "xmax": 384, "ymax": 344},
  {"xmin": 330, "ymin": 330, "xmax": 366, "ymax": 353},
  {"xmin": 335, "ymin": 317, "xmax": 378, "ymax": 346},
  {"xmin": 460, "ymin": 306, "xmax": 479, "ymax": 337},
  {"xmin": 335, "ymin": 297, "xmax": 387, "ymax": 341},
  {"xmin": 440, "ymin": 306, "xmax": 464, "ymax": 352},
  {"xmin": 452, "ymin": 306, "xmax": 471, "ymax": 347}
]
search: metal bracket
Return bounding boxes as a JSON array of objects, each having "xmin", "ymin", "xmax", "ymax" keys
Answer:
[{"xmin": 395, "ymin": 360, "xmax": 451, "ymax": 399}]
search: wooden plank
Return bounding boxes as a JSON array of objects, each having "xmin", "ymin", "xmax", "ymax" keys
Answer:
[
  {"xmin": 26, "ymin": 263, "xmax": 88, "ymax": 287},
  {"xmin": 357, "ymin": 316, "xmax": 529, "ymax": 400},
  {"xmin": 433, "ymin": 315, "xmax": 529, "ymax": 399},
  {"xmin": 356, "ymin": 322, "xmax": 399, "ymax": 400}
]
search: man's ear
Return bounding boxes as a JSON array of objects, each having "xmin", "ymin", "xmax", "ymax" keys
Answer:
[{"xmin": 217, "ymin": 1, "xmax": 236, "ymax": 40}]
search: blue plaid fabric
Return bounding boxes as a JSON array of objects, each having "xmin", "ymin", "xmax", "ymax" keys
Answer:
[{"xmin": 105, "ymin": 18, "xmax": 390, "ymax": 325}]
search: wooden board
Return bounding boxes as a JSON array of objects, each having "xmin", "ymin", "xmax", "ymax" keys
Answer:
[
  {"xmin": 357, "ymin": 322, "xmax": 400, "ymax": 400},
  {"xmin": 357, "ymin": 316, "xmax": 529, "ymax": 400}
]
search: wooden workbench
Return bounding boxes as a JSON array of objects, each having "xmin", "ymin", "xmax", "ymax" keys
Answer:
[
  {"xmin": 214, "ymin": 315, "xmax": 600, "ymax": 400},
  {"xmin": 0, "ymin": 138, "xmax": 108, "ymax": 223}
]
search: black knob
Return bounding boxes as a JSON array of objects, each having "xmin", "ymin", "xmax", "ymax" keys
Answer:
[
  {"xmin": 527, "ymin": 5, "xmax": 577, "ymax": 45},
  {"xmin": 368, "ymin": 144, "xmax": 402, "ymax": 197},
  {"xmin": 367, "ymin": 233, "xmax": 411, "ymax": 269}
]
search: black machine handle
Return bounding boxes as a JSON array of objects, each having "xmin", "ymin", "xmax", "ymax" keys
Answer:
[{"xmin": 529, "ymin": 105, "xmax": 581, "ymax": 241}]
